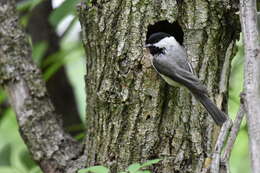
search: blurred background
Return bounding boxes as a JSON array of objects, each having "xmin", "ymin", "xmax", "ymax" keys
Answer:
[{"xmin": 0, "ymin": 0, "xmax": 250, "ymax": 172}]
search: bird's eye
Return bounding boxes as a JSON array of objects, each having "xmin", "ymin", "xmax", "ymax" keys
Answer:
[{"xmin": 148, "ymin": 46, "xmax": 165, "ymax": 55}]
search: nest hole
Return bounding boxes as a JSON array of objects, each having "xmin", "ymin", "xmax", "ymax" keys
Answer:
[{"xmin": 146, "ymin": 20, "xmax": 184, "ymax": 45}]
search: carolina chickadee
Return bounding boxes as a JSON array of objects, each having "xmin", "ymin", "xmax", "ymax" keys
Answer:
[{"xmin": 145, "ymin": 32, "xmax": 227, "ymax": 126}]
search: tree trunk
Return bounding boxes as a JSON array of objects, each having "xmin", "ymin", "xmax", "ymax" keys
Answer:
[{"xmin": 78, "ymin": 0, "xmax": 239, "ymax": 172}]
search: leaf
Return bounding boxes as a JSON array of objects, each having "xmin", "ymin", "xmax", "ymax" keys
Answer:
[
  {"xmin": 127, "ymin": 163, "xmax": 141, "ymax": 173},
  {"xmin": 42, "ymin": 41, "xmax": 82, "ymax": 67},
  {"xmin": 0, "ymin": 89, "xmax": 7, "ymax": 103},
  {"xmin": 32, "ymin": 41, "xmax": 48, "ymax": 65},
  {"xmin": 43, "ymin": 62, "xmax": 63, "ymax": 81},
  {"xmin": 16, "ymin": 0, "xmax": 43, "ymax": 11},
  {"xmin": 49, "ymin": 0, "xmax": 80, "ymax": 27},
  {"xmin": 135, "ymin": 171, "xmax": 150, "ymax": 173},
  {"xmin": 28, "ymin": 166, "xmax": 42, "ymax": 173},
  {"xmin": 140, "ymin": 159, "xmax": 162, "ymax": 168},
  {"xmin": 0, "ymin": 110, "xmax": 38, "ymax": 172},
  {"xmin": 78, "ymin": 166, "xmax": 109, "ymax": 173},
  {"xmin": 19, "ymin": 150, "xmax": 37, "ymax": 170},
  {"xmin": 43, "ymin": 42, "xmax": 83, "ymax": 81},
  {"xmin": 10, "ymin": 143, "xmax": 29, "ymax": 173},
  {"xmin": 0, "ymin": 166, "xmax": 20, "ymax": 173},
  {"xmin": 0, "ymin": 144, "xmax": 11, "ymax": 166}
]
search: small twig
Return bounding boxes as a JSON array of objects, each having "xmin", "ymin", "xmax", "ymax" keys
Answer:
[
  {"xmin": 222, "ymin": 103, "xmax": 245, "ymax": 162},
  {"xmin": 204, "ymin": 94, "xmax": 245, "ymax": 173},
  {"xmin": 210, "ymin": 119, "xmax": 233, "ymax": 173}
]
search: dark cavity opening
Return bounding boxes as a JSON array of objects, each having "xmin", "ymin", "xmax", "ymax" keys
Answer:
[{"xmin": 146, "ymin": 20, "xmax": 184, "ymax": 45}]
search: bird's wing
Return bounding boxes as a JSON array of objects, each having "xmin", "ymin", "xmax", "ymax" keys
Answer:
[
  {"xmin": 170, "ymin": 46, "xmax": 195, "ymax": 74},
  {"xmin": 152, "ymin": 56, "xmax": 208, "ymax": 95}
]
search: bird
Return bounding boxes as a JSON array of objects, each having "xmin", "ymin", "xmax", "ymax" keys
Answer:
[{"xmin": 145, "ymin": 32, "xmax": 227, "ymax": 126}]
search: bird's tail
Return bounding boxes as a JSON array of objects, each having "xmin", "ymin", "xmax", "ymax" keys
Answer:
[{"xmin": 193, "ymin": 93, "xmax": 227, "ymax": 126}]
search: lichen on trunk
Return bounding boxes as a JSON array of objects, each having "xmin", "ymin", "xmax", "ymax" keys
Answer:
[{"xmin": 78, "ymin": 0, "xmax": 239, "ymax": 172}]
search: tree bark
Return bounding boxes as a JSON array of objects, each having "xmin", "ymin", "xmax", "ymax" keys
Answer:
[
  {"xmin": 239, "ymin": 0, "xmax": 260, "ymax": 172},
  {"xmin": 78, "ymin": 0, "xmax": 239, "ymax": 172}
]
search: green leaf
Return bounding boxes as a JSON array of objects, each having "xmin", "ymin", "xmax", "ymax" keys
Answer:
[
  {"xmin": 135, "ymin": 171, "xmax": 150, "ymax": 173},
  {"xmin": 28, "ymin": 166, "xmax": 42, "ymax": 173},
  {"xmin": 0, "ymin": 144, "xmax": 11, "ymax": 166},
  {"xmin": 43, "ymin": 62, "xmax": 63, "ymax": 81},
  {"xmin": 43, "ymin": 42, "xmax": 83, "ymax": 81},
  {"xmin": 127, "ymin": 163, "xmax": 141, "ymax": 173},
  {"xmin": 42, "ymin": 41, "xmax": 82, "ymax": 67},
  {"xmin": 0, "ymin": 109, "xmax": 39, "ymax": 172},
  {"xmin": 0, "ymin": 89, "xmax": 6, "ymax": 103},
  {"xmin": 18, "ymin": 15, "xmax": 30, "ymax": 27},
  {"xmin": 49, "ymin": 0, "xmax": 80, "ymax": 27},
  {"xmin": 0, "ymin": 166, "xmax": 21, "ymax": 173},
  {"xmin": 78, "ymin": 166, "xmax": 109, "ymax": 173},
  {"xmin": 16, "ymin": 0, "xmax": 42, "ymax": 11},
  {"xmin": 140, "ymin": 159, "xmax": 162, "ymax": 168},
  {"xmin": 10, "ymin": 143, "xmax": 29, "ymax": 173},
  {"xmin": 32, "ymin": 41, "xmax": 48, "ymax": 65}
]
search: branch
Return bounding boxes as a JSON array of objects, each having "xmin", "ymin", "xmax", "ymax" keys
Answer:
[
  {"xmin": 239, "ymin": 0, "xmax": 260, "ymax": 172},
  {"xmin": 0, "ymin": 1, "xmax": 85, "ymax": 172},
  {"xmin": 210, "ymin": 119, "xmax": 232, "ymax": 173},
  {"xmin": 203, "ymin": 94, "xmax": 245, "ymax": 173},
  {"xmin": 222, "ymin": 96, "xmax": 245, "ymax": 162}
]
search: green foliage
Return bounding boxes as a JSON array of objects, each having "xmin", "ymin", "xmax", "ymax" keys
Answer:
[
  {"xmin": 0, "ymin": 89, "xmax": 6, "ymax": 103},
  {"xmin": 228, "ymin": 35, "xmax": 250, "ymax": 173},
  {"xmin": 16, "ymin": 0, "xmax": 43, "ymax": 26},
  {"xmin": 16, "ymin": 0, "xmax": 42, "ymax": 11},
  {"xmin": 42, "ymin": 42, "xmax": 84, "ymax": 81},
  {"xmin": 228, "ymin": 35, "xmax": 244, "ymax": 119},
  {"xmin": 62, "ymin": 41, "xmax": 86, "ymax": 121},
  {"xmin": 127, "ymin": 163, "xmax": 142, "ymax": 173},
  {"xmin": 32, "ymin": 41, "xmax": 49, "ymax": 65},
  {"xmin": 0, "ymin": 109, "xmax": 42, "ymax": 173},
  {"xmin": 78, "ymin": 159, "xmax": 162, "ymax": 173},
  {"xmin": 139, "ymin": 159, "xmax": 161, "ymax": 167},
  {"xmin": 49, "ymin": 0, "xmax": 80, "ymax": 27},
  {"xmin": 78, "ymin": 166, "xmax": 110, "ymax": 173}
]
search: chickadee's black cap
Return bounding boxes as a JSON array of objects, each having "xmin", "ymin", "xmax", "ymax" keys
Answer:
[{"xmin": 146, "ymin": 32, "xmax": 171, "ymax": 44}]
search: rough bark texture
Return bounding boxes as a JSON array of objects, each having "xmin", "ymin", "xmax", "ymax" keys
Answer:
[
  {"xmin": 239, "ymin": 0, "xmax": 260, "ymax": 172},
  {"xmin": 0, "ymin": 0, "xmax": 85, "ymax": 172},
  {"xmin": 78, "ymin": 0, "xmax": 239, "ymax": 172}
]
